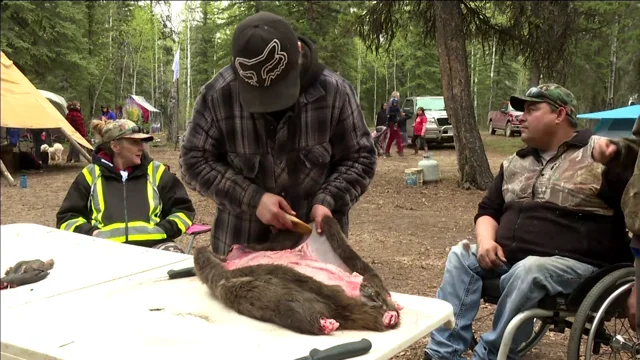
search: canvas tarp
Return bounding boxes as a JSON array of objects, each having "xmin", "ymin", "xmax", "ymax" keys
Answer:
[
  {"xmin": 39, "ymin": 89, "xmax": 68, "ymax": 118},
  {"xmin": 578, "ymin": 105, "xmax": 640, "ymax": 139},
  {"xmin": 0, "ymin": 51, "xmax": 92, "ymax": 149},
  {"xmin": 128, "ymin": 95, "xmax": 160, "ymax": 112}
]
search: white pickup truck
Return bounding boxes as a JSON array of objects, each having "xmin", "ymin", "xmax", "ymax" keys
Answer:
[{"xmin": 401, "ymin": 96, "xmax": 454, "ymax": 146}]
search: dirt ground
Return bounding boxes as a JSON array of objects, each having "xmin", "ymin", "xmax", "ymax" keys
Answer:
[{"xmin": 0, "ymin": 135, "xmax": 570, "ymax": 359}]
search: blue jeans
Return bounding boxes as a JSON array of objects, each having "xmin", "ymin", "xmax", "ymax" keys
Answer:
[{"xmin": 426, "ymin": 241, "xmax": 597, "ymax": 360}]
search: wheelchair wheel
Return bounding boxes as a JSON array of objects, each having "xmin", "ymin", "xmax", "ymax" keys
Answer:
[
  {"xmin": 567, "ymin": 267, "xmax": 638, "ymax": 359},
  {"xmin": 470, "ymin": 317, "xmax": 549, "ymax": 356}
]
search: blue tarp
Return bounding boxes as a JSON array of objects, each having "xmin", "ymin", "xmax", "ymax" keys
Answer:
[
  {"xmin": 577, "ymin": 105, "xmax": 640, "ymax": 139},
  {"xmin": 577, "ymin": 105, "xmax": 640, "ymax": 120}
]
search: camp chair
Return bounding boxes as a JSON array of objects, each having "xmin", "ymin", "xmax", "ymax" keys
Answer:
[{"xmin": 184, "ymin": 224, "xmax": 212, "ymax": 255}]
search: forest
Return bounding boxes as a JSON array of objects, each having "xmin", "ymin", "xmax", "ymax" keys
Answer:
[{"xmin": 2, "ymin": 1, "xmax": 639, "ymax": 188}]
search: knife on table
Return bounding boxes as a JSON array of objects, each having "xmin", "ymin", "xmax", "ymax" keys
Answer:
[
  {"xmin": 167, "ymin": 266, "xmax": 196, "ymax": 279},
  {"xmin": 294, "ymin": 338, "xmax": 372, "ymax": 360}
]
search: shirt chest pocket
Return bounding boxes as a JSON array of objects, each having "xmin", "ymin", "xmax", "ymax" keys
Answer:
[
  {"xmin": 227, "ymin": 153, "xmax": 260, "ymax": 179},
  {"xmin": 299, "ymin": 142, "xmax": 332, "ymax": 169}
]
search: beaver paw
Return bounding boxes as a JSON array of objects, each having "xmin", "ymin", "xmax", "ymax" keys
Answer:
[
  {"xmin": 383, "ymin": 311, "xmax": 399, "ymax": 328},
  {"xmin": 319, "ymin": 317, "xmax": 340, "ymax": 334}
]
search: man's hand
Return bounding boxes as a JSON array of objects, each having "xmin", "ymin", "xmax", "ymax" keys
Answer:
[
  {"xmin": 92, "ymin": 230, "xmax": 99, "ymax": 236},
  {"xmin": 256, "ymin": 193, "xmax": 295, "ymax": 230},
  {"xmin": 477, "ymin": 239, "xmax": 507, "ymax": 270},
  {"xmin": 311, "ymin": 204, "xmax": 332, "ymax": 234},
  {"xmin": 592, "ymin": 138, "xmax": 618, "ymax": 165}
]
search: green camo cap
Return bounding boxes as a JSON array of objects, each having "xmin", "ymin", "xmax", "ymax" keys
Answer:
[
  {"xmin": 510, "ymin": 84, "xmax": 579, "ymax": 122},
  {"xmin": 96, "ymin": 119, "xmax": 154, "ymax": 144}
]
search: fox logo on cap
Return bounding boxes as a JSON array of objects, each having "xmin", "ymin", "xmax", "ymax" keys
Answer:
[{"xmin": 234, "ymin": 39, "xmax": 288, "ymax": 87}]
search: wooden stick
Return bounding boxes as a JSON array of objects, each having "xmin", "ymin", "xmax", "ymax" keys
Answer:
[
  {"xmin": 59, "ymin": 128, "xmax": 92, "ymax": 163},
  {"xmin": 0, "ymin": 159, "xmax": 17, "ymax": 186}
]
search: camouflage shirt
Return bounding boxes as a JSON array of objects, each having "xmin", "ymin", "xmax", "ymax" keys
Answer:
[
  {"xmin": 475, "ymin": 130, "xmax": 633, "ymax": 267},
  {"xmin": 620, "ymin": 119, "xmax": 640, "ymax": 239}
]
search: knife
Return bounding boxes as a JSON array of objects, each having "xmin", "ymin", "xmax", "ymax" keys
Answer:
[
  {"xmin": 167, "ymin": 266, "xmax": 196, "ymax": 279},
  {"xmin": 294, "ymin": 338, "xmax": 372, "ymax": 360}
]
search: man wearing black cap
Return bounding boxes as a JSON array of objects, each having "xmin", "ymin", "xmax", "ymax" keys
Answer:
[{"xmin": 179, "ymin": 12, "xmax": 376, "ymax": 255}]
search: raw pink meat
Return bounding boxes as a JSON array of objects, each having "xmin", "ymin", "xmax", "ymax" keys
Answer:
[{"xmin": 224, "ymin": 241, "xmax": 364, "ymax": 298}]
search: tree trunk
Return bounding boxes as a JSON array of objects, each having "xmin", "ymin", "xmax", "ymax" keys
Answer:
[
  {"xmin": 152, "ymin": 0, "xmax": 157, "ymax": 105},
  {"xmin": 186, "ymin": 6, "xmax": 192, "ymax": 121},
  {"xmin": 92, "ymin": 57, "xmax": 119, "ymax": 119},
  {"xmin": 356, "ymin": 41, "xmax": 361, "ymax": 104},
  {"xmin": 470, "ymin": 42, "xmax": 478, "ymax": 121},
  {"xmin": 133, "ymin": 39, "xmax": 144, "ymax": 95},
  {"xmin": 373, "ymin": 63, "xmax": 377, "ymax": 124},
  {"xmin": 433, "ymin": 0, "xmax": 494, "ymax": 190},
  {"xmin": 87, "ymin": 1, "xmax": 96, "ymax": 119},
  {"xmin": 528, "ymin": 62, "xmax": 541, "ymax": 88},
  {"xmin": 606, "ymin": 16, "xmax": 619, "ymax": 110},
  {"xmin": 393, "ymin": 50, "xmax": 397, "ymax": 92},
  {"xmin": 169, "ymin": 80, "xmax": 178, "ymax": 145},
  {"xmin": 385, "ymin": 62, "xmax": 389, "ymax": 97},
  {"xmin": 120, "ymin": 47, "xmax": 128, "ymax": 101},
  {"xmin": 488, "ymin": 36, "xmax": 497, "ymax": 112}
]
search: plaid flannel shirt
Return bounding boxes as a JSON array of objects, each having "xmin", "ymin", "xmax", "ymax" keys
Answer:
[
  {"xmin": 179, "ymin": 66, "xmax": 377, "ymax": 255},
  {"xmin": 66, "ymin": 109, "xmax": 87, "ymax": 138}
]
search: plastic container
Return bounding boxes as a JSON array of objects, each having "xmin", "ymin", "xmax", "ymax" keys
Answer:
[
  {"xmin": 19, "ymin": 174, "xmax": 27, "ymax": 188},
  {"xmin": 404, "ymin": 168, "xmax": 423, "ymax": 187},
  {"xmin": 418, "ymin": 155, "xmax": 440, "ymax": 183}
]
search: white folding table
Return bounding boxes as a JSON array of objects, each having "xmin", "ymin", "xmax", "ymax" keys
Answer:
[{"xmin": 0, "ymin": 223, "xmax": 455, "ymax": 360}]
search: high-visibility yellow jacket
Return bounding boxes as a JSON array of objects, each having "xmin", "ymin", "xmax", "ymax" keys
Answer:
[{"xmin": 56, "ymin": 151, "xmax": 196, "ymax": 247}]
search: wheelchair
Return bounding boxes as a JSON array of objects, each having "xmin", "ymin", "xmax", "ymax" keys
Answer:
[{"xmin": 471, "ymin": 262, "xmax": 639, "ymax": 360}]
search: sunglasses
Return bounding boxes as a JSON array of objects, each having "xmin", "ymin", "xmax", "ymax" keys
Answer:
[
  {"xmin": 525, "ymin": 87, "xmax": 543, "ymax": 97},
  {"xmin": 525, "ymin": 87, "xmax": 564, "ymax": 109}
]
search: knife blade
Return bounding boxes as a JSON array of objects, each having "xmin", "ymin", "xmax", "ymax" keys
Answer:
[{"xmin": 294, "ymin": 338, "xmax": 372, "ymax": 360}]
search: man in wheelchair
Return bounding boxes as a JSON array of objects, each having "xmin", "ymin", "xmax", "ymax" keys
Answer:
[{"xmin": 425, "ymin": 84, "xmax": 639, "ymax": 360}]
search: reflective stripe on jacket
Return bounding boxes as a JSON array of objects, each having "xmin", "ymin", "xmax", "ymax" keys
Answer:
[{"xmin": 57, "ymin": 152, "xmax": 196, "ymax": 247}]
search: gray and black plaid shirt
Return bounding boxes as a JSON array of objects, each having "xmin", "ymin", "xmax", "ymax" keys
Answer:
[{"xmin": 180, "ymin": 65, "xmax": 377, "ymax": 255}]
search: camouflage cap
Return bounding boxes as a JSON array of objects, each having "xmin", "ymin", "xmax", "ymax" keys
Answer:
[
  {"xmin": 100, "ymin": 119, "xmax": 153, "ymax": 144},
  {"xmin": 510, "ymin": 84, "xmax": 579, "ymax": 122}
]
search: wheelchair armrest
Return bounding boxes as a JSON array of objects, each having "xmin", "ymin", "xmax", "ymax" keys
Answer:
[{"xmin": 186, "ymin": 224, "xmax": 212, "ymax": 236}]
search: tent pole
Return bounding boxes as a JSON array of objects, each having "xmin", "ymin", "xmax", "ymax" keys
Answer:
[
  {"xmin": 0, "ymin": 159, "xmax": 17, "ymax": 186},
  {"xmin": 59, "ymin": 128, "xmax": 92, "ymax": 163}
]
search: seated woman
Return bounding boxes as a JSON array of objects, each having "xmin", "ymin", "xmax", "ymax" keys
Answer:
[{"xmin": 56, "ymin": 119, "xmax": 196, "ymax": 253}]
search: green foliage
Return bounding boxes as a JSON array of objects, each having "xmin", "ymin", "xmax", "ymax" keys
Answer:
[{"xmin": 2, "ymin": 0, "xmax": 637, "ymax": 132}]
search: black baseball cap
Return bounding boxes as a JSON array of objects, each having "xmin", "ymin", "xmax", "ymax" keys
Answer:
[{"xmin": 231, "ymin": 12, "xmax": 301, "ymax": 113}]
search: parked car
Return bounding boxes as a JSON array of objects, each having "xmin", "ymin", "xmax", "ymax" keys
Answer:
[
  {"xmin": 487, "ymin": 101, "xmax": 522, "ymax": 137},
  {"xmin": 401, "ymin": 96, "xmax": 454, "ymax": 146}
]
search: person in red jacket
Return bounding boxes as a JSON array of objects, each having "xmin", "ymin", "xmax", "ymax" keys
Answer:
[
  {"xmin": 412, "ymin": 107, "xmax": 429, "ymax": 156},
  {"xmin": 65, "ymin": 101, "xmax": 87, "ymax": 163}
]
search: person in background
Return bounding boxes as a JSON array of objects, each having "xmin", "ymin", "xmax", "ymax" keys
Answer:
[
  {"xmin": 100, "ymin": 105, "xmax": 117, "ymax": 121},
  {"xmin": 398, "ymin": 108, "xmax": 410, "ymax": 147},
  {"xmin": 373, "ymin": 102, "xmax": 390, "ymax": 157},
  {"xmin": 29, "ymin": 128, "xmax": 52, "ymax": 163},
  {"xmin": 65, "ymin": 101, "xmax": 87, "ymax": 163},
  {"xmin": 116, "ymin": 105, "xmax": 124, "ymax": 119},
  {"xmin": 412, "ymin": 106, "xmax": 428, "ymax": 156},
  {"xmin": 376, "ymin": 102, "xmax": 388, "ymax": 128},
  {"xmin": 384, "ymin": 93, "xmax": 404, "ymax": 157},
  {"xmin": 56, "ymin": 119, "xmax": 196, "ymax": 253}
]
